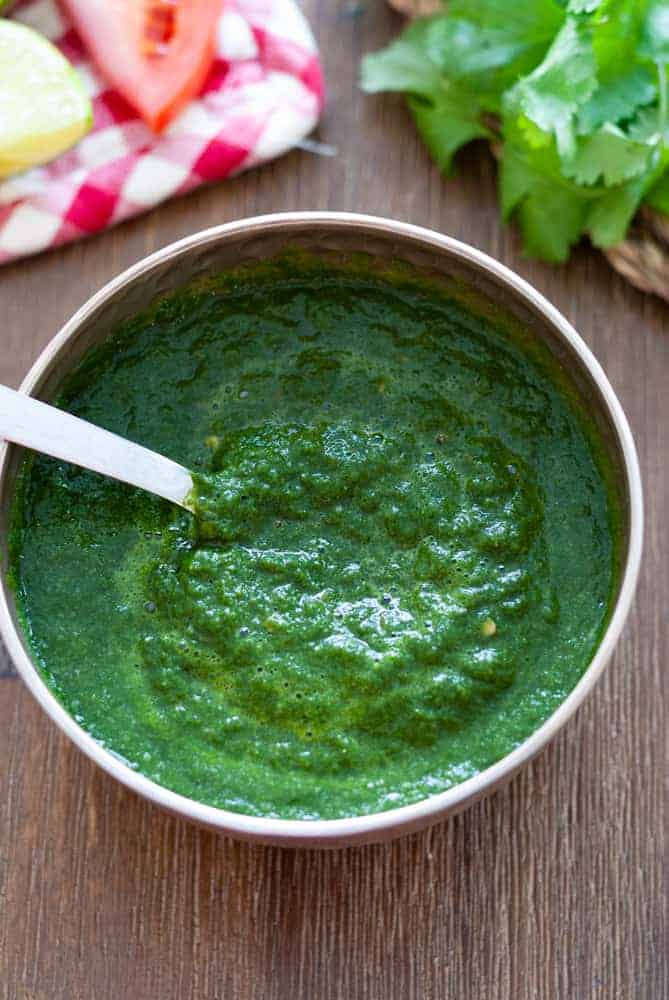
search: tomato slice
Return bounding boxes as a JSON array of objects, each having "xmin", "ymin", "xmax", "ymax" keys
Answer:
[{"xmin": 58, "ymin": 0, "xmax": 223, "ymax": 131}]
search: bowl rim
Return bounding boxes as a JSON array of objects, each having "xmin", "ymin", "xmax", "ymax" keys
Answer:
[{"xmin": 0, "ymin": 211, "xmax": 644, "ymax": 844}]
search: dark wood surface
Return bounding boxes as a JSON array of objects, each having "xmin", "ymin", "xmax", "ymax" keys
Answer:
[{"xmin": 1, "ymin": 3, "xmax": 667, "ymax": 997}]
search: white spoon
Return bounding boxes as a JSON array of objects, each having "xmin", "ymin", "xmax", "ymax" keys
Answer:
[{"xmin": 0, "ymin": 383, "xmax": 194, "ymax": 510}]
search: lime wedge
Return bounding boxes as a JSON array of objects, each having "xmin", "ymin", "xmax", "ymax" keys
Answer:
[{"xmin": 0, "ymin": 19, "xmax": 92, "ymax": 178}]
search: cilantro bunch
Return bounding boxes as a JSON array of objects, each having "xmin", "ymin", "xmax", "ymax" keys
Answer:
[{"xmin": 361, "ymin": 0, "xmax": 669, "ymax": 262}]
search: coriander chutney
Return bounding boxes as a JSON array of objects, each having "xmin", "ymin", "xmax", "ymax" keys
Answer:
[{"xmin": 9, "ymin": 259, "xmax": 620, "ymax": 820}]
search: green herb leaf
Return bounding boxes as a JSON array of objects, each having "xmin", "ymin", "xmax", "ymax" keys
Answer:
[
  {"xmin": 500, "ymin": 144, "xmax": 591, "ymax": 260},
  {"xmin": 577, "ymin": 67, "xmax": 657, "ymax": 133},
  {"xmin": 640, "ymin": 1, "xmax": 669, "ymax": 63},
  {"xmin": 627, "ymin": 104, "xmax": 667, "ymax": 143},
  {"xmin": 517, "ymin": 180, "xmax": 590, "ymax": 261},
  {"xmin": 362, "ymin": 0, "xmax": 669, "ymax": 264},
  {"xmin": 360, "ymin": 19, "xmax": 443, "ymax": 97},
  {"xmin": 415, "ymin": 18, "xmax": 555, "ymax": 109},
  {"xmin": 564, "ymin": 123, "xmax": 653, "ymax": 185},
  {"xmin": 591, "ymin": 0, "xmax": 649, "ymax": 79},
  {"xmin": 449, "ymin": 0, "xmax": 564, "ymax": 35},
  {"xmin": 362, "ymin": 5, "xmax": 562, "ymax": 112},
  {"xmin": 588, "ymin": 178, "xmax": 647, "ymax": 245},
  {"xmin": 504, "ymin": 18, "xmax": 598, "ymax": 159},
  {"xmin": 361, "ymin": 19, "xmax": 492, "ymax": 172},
  {"xmin": 589, "ymin": 147, "xmax": 669, "ymax": 244},
  {"xmin": 645, "ymin": 167, "xmax": 669, "ymax": 212},
  {"xmin": 409, "ymin": 88, "xmax": 490, "ymax": 173}
]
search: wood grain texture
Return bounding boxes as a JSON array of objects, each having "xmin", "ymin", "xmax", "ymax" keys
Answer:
[{"xmin": 1, "ymin": 2, "xmax": 667, "ymax": 996}]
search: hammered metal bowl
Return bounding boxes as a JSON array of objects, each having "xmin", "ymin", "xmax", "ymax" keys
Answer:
[{"xmin": 0, "ymin": 213, "xmax": 643, "ymax": 846}]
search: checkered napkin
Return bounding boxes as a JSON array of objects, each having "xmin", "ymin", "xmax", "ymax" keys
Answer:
[{"xmin": 0, "ymin": 0, "xmax": 324, "ymax": 265}]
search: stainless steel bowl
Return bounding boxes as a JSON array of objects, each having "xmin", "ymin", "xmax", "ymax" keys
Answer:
[{"xmin": 0, "ymin": 213, "xmax": 643, "ymax": 847}]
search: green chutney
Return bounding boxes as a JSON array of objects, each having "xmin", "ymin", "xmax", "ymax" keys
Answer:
[{"xmin": 9, "ymin": 258, "xmax": 620, "ymax": 820}]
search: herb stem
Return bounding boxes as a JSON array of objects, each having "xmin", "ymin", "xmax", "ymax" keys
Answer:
[{"xmin": 658, "ymin": 62, "xmax": 667, "ymax": 144}]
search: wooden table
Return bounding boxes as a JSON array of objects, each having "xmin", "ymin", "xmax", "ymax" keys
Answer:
[{"xmin": 1, "ymin": 3, "xmax": 667, "ymax": 997}]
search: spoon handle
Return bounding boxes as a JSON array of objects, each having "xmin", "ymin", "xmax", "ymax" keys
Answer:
[{"xmin": 0, "ymin": 384, "xmax": 193, "ymax": 510}]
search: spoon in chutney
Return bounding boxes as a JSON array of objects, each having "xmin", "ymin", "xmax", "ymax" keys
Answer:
[{"xmin": 0, "ymin": 383, "xmax": 194, "ymax": 510}]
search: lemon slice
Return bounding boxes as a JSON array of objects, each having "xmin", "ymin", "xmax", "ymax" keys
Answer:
[{"xmin": 0, "ymin": 19, "xmax": 92, "ymax": 178}]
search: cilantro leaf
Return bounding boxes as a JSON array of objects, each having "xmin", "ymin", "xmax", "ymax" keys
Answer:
[
  {"xmin": 499, "ymin": 144, "xmax": 537, "ymax": 220},
  {"xmin": 449, "ymin": 0, "xmax": 564, "ymax": 35},
  {"xmin": 516, "ymin": 179, "xmax": 590, "ymax": 261},
  {"xmin": 591, "ymin": 0, "xmax": 649, "ymax": 78},
  {"xmin": 362, "ymin": 0, "xmax": 669, "ymax": 264},
  {"xmin": 627, "ymin": 104, "xmax": 668, "ymax": 143},
  {"xmin": 504, "ymin": 18, "xmax": 598, "ymax": 159},
  {"xmin": 362, "ymin": 6, "xmax": 563, "ymax": 114},
  {"xmin": 577, "ymin": 67, "xmax": 657, "ymax": 133},
  {"xmin": 360, "ymin": 19, "xmax": 443, "ymax": 97},
  {"xmin": 588, "ymin": 184, "xmax": 645, "ymax": 245},
  {"xmin": 564, "ymin": 124, "xmax": 654, "ymax": 185},
  {"xmin": 361, "ymin": 19, "xmax": 492, "ymax": 172},
  {"xmin": 589, "ymin": 147, "xmax": 669, "ymax": 245},
  {"xmin": 500, "ymin": 144, "xmax": 591, "ymax": 261},
  {"xmin": 640, "ymin": 1, "xmax": 669, "ymax": 63},
  {"xmin": 415, "ymin": 18, "xmax": 557, "ymax": 108},
  {"xmin": 645, "ymin": 168, "xmax": 669, "ymax": 212},
  {"xmin": 409, "ymin": 88, "xmax": 490, "ymax": 173}
]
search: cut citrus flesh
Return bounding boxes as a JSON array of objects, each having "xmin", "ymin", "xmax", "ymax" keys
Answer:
[{"xmin": 0, "ymin": 19, "xmax": 92, "ymax": 178}]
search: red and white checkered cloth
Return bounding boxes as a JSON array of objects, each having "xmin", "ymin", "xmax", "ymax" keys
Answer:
[{"xmin": 0, "ymin": 0, "xmax": 324, "ymax": 265}]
